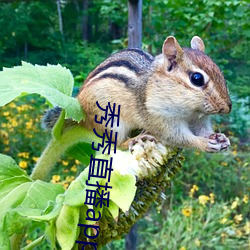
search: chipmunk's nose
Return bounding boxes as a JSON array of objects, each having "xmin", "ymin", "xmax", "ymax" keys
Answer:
[{"xmin": 219, "ymin": 101, "xmax": 232, "ymax": 114}]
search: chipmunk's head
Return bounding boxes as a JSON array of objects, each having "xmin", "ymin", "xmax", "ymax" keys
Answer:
[{"xmin": 157, "ymin": 36, "xmax": 232, "ymax": 115}]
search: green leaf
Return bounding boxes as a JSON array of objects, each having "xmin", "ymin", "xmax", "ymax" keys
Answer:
[
  {"xmin": 0, "ymin": 182, "xmax": 32, "ymax": 216},
  {"xmin": 21, "ymin": 235, "xmax": 45, "ymax": 250},
  {"xmin": 0, "ymin": 183, "xmax": 33, "ymax": 246},
  {"xmin": 0, "ymin": 181, "xmax": 64, "ymax": 237},
  {"xmin": 106, "ymin": 200, "xmax": 119, "ymax": 219},
  {"xmin": 27, "ymin": 201, "xmax": 63, "ymax": 222},
  {"xmin": 0, "ymin": 231, "xmax": 10, "ymax": 250},
  {"xmin": 0, "ymin": 154, "xmax": 30, "ymax": 181},
  {"xmin": 66, "ymin": 142, "xmax": 96, "ymax": 165},
  {"xmin": 0, "ymin": 176, "xmax": 32, "ymax": 201},
  {"xmin": 3, "ymin": 210, "xmax": 31, "ymax": 238},
  {"xmin": 20, "ymin": 180, "xmax": 64, "ymax": 212},
  {"xmin": 0, "ymin": 62, "xmax": 85, "ymax": 121},
  {"xmin": 56, "ymin": 205, "xmax": 80, "ymax": 250},
  {"xmin": 106, "ymin": 170, "xmax": 136, "ymax": 212},
  {"xmin": 45, "ymin": 220, "xmax": 56, "ymax": 249},
  {"xmin": 64, "ymin": 167, "xmax": 100, "ymax": 207},
  {"xmin": 0, "ymin": 154, "xmax": 65, "ymax": 240}
]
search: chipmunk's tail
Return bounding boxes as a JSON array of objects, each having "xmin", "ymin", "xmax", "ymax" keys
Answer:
[{"xmin": 41, "ymin": 106, "xmax": 62, "ymax": 130}]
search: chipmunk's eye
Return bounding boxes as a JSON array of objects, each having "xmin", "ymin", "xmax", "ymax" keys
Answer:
[{"xmin": 190, "ymin": 72, "xmax": 204, "ymax": 87}]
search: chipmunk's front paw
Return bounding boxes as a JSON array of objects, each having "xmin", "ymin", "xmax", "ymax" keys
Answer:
[
  {"xmin": 129, "ymin": 134, "xmax": 156, "ymax": 152},
  {"xmin": 206, "ymin": 133, "xmax": 230, "ymax": 152}
]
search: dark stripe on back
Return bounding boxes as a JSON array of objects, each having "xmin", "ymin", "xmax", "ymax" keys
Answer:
[
  {"xmin": 96, "ymin": 73, "xmax": 130, "ymax": 85},
  {"xmin": 125, "ymin": 48, "xmax": 154, "ymax": 62},
  {"xmin": 91, "ymin": 60, "xmax": 140, "ymax": 79}
]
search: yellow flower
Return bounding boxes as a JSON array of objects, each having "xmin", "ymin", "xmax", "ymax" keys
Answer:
[
  {"xmin": 231, "ymin": 201, "xmax": 238, "ymax": 209},
  {"xmin": 220, "ymin": 217, "xmax": 228, "ymax": 224},
  {"xmin": 232, "ymin": 150, "xmax": 237, "ymax": 156},
  {"xmin": 18, "ymin": 152, "xmax": 30, "ymax": 159},
  {"xmin": 244, "ymin": 221, "xmax": 250, "ymax": 234},
  {"xmin": 3, "ymin": 111, "xmax": 9, "ymax": 116},
  {"xmin": 221, "ymin": 162, "xmax": 228, "ymax": 167},
  {"xmin": 3, "ymin": 138, "xmax": 9, "ymax": 145},
  {"xmin": 236, "ymin": 229, "xmax": 243, "ymax": 237},
  {"xmin": 19, "ymin": 161, "xmax": 28, "ymax": 169},
  {"xmin": 11, "ymin": 119, "xmax": 18, "ymax": 127},
  {"xmin": 231, "ymin": 198, "xmax": 240, "ymax": 209},
  {"xmin": 243, "ymin": 195, "xmax": 248, "ymax": 204},
  {"xmin": 63, "ymin": 182, "xmax": 69, "ymax": 189},
  {"xmin": 182, "ymin": 207, "xmax": 192, "ymax": 217},
  {"xmin": 26, "ymin": 121, "xmax": 33, "ymax": 129},
  {"xmin": 51, "ymin": 175, "xmax": 61, "ymax": 183},
  {"xmin": 70, "ymin": 165, "xmax": 77, "ymax": 172},
  {"xmin": 221, "ymin": 232, "xmax": 227, "ymax": 238},
  {"xmin": 75, "ymin": 159, "xmax": 81, "ymax": 165},
  {"xmin": 32, "ymin": 157, "xmax": 39, "ymax": 162},
  {"xmin": 194, "ymin": 238, "xmax": 201, "ymax": 247},
  {"xmin": 9, "ymin": 102, "xmax": 16, "ymax": 108},
  {"xmin": 223, "ymin": 205, "xmax": 229, "ymax": 210},
  {"xmin": 179, "ymin": 247, "xmax": 186, "ymax": 250},
  {"xmin": 198, "ymin": 195, "xmax": 210, "ymax": 206},
  {"xmin": 0, "ymin": 130, "xmax": 8, "ymax": 138},
  {"xmin": 189, "ymin": 184, "xmax": 199, "ymax": 197},
  {"xmin": 66, "ymin": 176, "xmax": 75, "ymax": 182},
  {"xmin": 209, "ymin": 193, "xmax": 215, "ymax": 204},
  {"xmin": 235, "ymin": 157, "xmax": 242, "ymax": 163},
  {"xmin": 234, "ymin": 214, "xmax": 243, "ymax": 224},
  {"xmin": 62, "ymin": 160, "xmax": 69, "ymax": 166},
  {"xmin": 17, "ymin": 105, "xmax": 31, "ymax": 112},
  {"xmin": 4, "ymin": 147, "xmax": 10, "ymax": 152}
]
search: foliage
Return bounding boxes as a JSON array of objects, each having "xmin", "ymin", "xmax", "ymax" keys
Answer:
[
  {"xmin": 61, "ymin": 42, "xmax": 110, "ymax": 86},
  {"xmin": 173, "ymin": 145, "xmax": 250, "ymax": 203},
  {"xmin": 0, "ymin": 96, "xmax": 47, "ymax": 172},
  {"xmin": 138, "ymin": 194, "xmax": 249, "ymax": 250},
  {"xmin": 0, "ymin": 62, "xmax": 84, "ymax": 121},
  {"xmin": 214, "ymin": 97, "xmax": 250, "ymax": 140}
]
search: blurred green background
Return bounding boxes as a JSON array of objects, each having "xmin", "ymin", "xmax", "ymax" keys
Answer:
[{"xmin": 0, "ymin": 0, "xmax": 249, "ymax": 249}]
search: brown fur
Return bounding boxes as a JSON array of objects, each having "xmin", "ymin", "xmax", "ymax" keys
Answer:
[{"xmin": 77, "ymin": 36, "xmax": 232, "ymax": 152}]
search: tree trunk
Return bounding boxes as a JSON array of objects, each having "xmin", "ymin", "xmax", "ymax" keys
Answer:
[
  {"xmin": 82, "ymin": 0, "xmax": 89, "ymax": 41},
  {"xmin": 128, "ymin": 0, "xmax": 142, "ymax": 49},
  {"xmin": 56, "ymin": 0, "xmax": 63, "ymax": 36},
  {"xmin": 24, "ymin": 42, "xmax": 28, "ymax": 61},
  {"xmin": 125, "ymin": 223, "xmax": 137, "ymax": 250}
]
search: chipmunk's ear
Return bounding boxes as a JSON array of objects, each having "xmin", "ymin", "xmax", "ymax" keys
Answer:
[
  {"xmin": 191, "ymin": 36, "xmax": 205, "ymax": 52},
  {"xmin": 162, "ymin": 36, "xmax": 184, "ymax": 63}
]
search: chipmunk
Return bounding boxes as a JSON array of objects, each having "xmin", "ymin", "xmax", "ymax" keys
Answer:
[{"xmin": 44, "ymin": 36, "xmax": 232, "ymax": 153}]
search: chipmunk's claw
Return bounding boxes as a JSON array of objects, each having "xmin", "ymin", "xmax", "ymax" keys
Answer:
[
  {"xmin": 129, "ymin": 134, "xmax": 156, "ymax": 153},
  {"xmin": 207, "ymin": 133, "xmax": 230, "ymax": 152}
]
